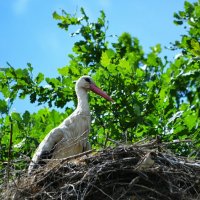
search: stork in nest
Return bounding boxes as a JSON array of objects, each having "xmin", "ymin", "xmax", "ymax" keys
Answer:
[{"xmin": 28, "ymin": 75, "xmax": 113, "ymax": 174}]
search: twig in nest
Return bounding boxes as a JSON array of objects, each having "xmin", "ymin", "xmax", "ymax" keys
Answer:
[
  {"xmin": 90, "ymin": 183, "xmax": 114, "ymax": 200},
  {"xmin": 43, "ymin": 149, "xmax": 94, "ymax": 163},
  {"xmin": 117, "ymin": 176, "xmax": 140, "ymax": 200},
  {"xmin": 43, "ymin": 191, "xmax": 54, "ymax": 199},
  {"xmin": 107, "ymin": 138, "xmax": 121, "ymax": 145},
  {"xmin": 134, "ymin": 139, "xmax": 192, "ymax": 148},
  {"xmin": 133, "ymin": 183, "xmax": 172, "ymax": 200}
]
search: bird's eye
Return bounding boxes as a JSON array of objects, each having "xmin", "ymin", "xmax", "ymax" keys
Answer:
[{"xmin": 84, "ymin": 78, "xmax": 91, "ymax": 83}]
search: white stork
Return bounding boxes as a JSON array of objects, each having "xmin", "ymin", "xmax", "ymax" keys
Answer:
[{"xmin": 28, "ymin": 75, "xmax": 113, "ymax": 174}]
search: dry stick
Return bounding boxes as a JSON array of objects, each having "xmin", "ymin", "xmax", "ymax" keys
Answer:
[
  {"xmin": 30, "ymin": 143, "xmax": 93, "ymax": 185},
  {"xmin": 105, "ymin": 138, "xmax": 191, "ymax": 148},
  {"xmin": 133, "ymin": 137, "xmax": 148, "ymax": 145},
  {"xmin": 34, "ymin": 166, "xmax": 89, "ymax": 199},
  {"xmin": 33, "ymin": 166, "xmax": 84, "ymax": 188},
  {"xmin": 133, "ymin": 183, "xmax": 172, "ymax": 200},
  {"xmin": 32, "ymin": 173, "xmax": 79, "ymax": 199},
  {"xmin": 80, "ymin": 172, "xmax": 97, "ymax": 199},
  {"xmin": 43, "ymin": 149, "xmax": 94, "ymax": 163},
  {"xmin": 43, "ymin": 191, "xmax": 54, "ymax": 199},
  {"xmin": 90, "ymin": 183, "xmax": 114, "ymax": 200},
  {"xmin": 133, "ymin": 139, "xmax": 192, "ymax": 148},
  {"xmin": 6, "ymin": 116, "xmax": 13, "ymax": 188},
  {"xmin": 107, "ymin": 138, "xmax": 120, "ymax": 145},
  {"xmin": 36, "ymin": 149, "xmax": 95, "ymax": 177},
  {"xmin": 116, "ymin": 176, "xmax": 140, "ymax": 200}
]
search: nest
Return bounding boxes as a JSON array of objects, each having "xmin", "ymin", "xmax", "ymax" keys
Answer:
[{"xmin": 1, "ymin": 142, "xmax": 200, "ymax": 200}]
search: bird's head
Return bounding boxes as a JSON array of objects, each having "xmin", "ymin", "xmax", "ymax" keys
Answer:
[{"xmin": 75, "ymin": 76, "xmax": 113, "ymax": 102}]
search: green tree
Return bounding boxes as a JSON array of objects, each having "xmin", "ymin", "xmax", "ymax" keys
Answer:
[{"xmin": 0, "ymin": 1, "xmax": 200, "ymax": 183}]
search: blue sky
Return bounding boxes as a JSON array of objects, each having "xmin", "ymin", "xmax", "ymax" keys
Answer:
[{"xmin": 0, "ymin": 0, "xmax": 196, "ymax": 113}]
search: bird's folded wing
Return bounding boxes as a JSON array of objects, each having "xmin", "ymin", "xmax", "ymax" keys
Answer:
[{"xmin": 28, "ymin": 127, "xmax": 64, "ymax": 174}]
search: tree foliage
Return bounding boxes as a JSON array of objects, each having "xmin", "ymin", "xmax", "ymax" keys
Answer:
[{"xmin": 0, "ymin": 1, "xmax": 200, "ymax": 181}]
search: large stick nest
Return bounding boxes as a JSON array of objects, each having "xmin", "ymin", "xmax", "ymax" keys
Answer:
[{"xmin": 2, "ymin": 143, "xmax": 200, "ymax": 200}]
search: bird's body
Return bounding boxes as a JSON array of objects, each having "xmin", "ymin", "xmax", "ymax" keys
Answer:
[{"xmin": 28, "ymin": 76, "xmax": 113, "ymax": 174}]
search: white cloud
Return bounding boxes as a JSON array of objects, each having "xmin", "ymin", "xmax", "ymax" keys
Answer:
[{"xmin": 12, "ymin": 0, "xmax": 30, "ymax": 15}]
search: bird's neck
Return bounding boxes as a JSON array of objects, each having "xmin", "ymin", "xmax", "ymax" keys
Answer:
[{"xmin": 76, "ymin": 88, "xmax": 90, "ymax": 114}]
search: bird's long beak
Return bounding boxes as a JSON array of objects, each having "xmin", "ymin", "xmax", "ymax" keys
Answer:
[{"xmin": 90, "ymin": 84, "xmax": 114, "ymax": 102}]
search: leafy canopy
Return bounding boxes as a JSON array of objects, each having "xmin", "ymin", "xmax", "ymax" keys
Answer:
[{"xmin": 0, "ymin": 1, "xmax": 200, "ymax": 181}]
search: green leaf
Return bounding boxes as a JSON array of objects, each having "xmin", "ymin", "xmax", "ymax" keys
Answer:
[
  {"xmin": 0, "ymin": 99, "xmax": 8, "ymax": 114},
  {"xmin": 30, "ymin": 92, "xmax": 37, "ymax": 103},
  {"xmin": 101, "ymin": 51, "xmax": 111, "ymax": 67},
  {"xmin": 174, "ymin": 20, "xmax": 183, "ymax": 25},
  {"xmin": 11, "ymin": 112, "xmax": 22, "ymax": 122},
  {"xmin": 173, "ymin": 12, "xmax": 181, "ymax": 19},
  {"xmin": 147, "ymin": 53, "xmax": 158, "ymax": 66},
  {"xmin": 136, "ymin": 68, "xmax": 144, "ymax": 77},
  {"xmin": 58, "ymin": 66, "xmax": 69, "ymax": 76},
  {"xmin": 22, "ymin": 111, "xmax": 31, "ymax": 125},
  {"xmin": 35, "ymin": 73, "xmax": 44, "ymax": 84},
  {"xmin": 27, "ymin": 63, "xmax": 33, "ymax": 72},
  {"xmin": 184, "ymin": 112, "xmax": 197, "ymax": 131},
  {"xmin": 184, "ymin": 1, "xmax": 194, "ymax": 15},
  {"xmin": 52, "ymin": 11, "xmax": 62, "ymax": 20},
  {"xmin": 119, "ymin": 59, "xmax": 130, "ymax": 69}
]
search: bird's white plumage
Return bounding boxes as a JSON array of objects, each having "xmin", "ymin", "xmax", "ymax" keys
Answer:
[{"xmin": 28, "ymin": 76, "xmax": 112, "ymax": 174}]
